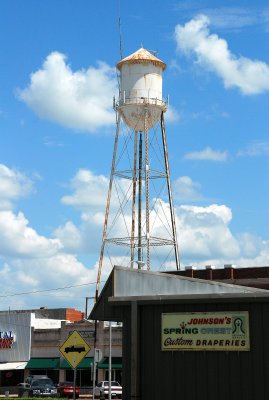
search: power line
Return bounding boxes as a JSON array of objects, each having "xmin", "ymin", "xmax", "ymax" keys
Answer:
[{"xmin": 0, "ymin": 280, "xmax": 105, "ymax": 298}]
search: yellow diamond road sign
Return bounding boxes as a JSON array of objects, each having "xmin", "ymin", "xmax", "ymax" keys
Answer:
[{"xmin": 60, "ymin": 330, "xmax": 91, "ymax": 369}]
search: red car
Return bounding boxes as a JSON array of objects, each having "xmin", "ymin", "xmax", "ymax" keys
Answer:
[{"xmin": 57, "ymin": 382, "xmax": 80, "ymax": 398}]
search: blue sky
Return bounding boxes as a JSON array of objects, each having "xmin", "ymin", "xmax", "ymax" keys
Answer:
[{"xmin": 0, "ymin": 0, "xmax": 268, "ymax": 312}]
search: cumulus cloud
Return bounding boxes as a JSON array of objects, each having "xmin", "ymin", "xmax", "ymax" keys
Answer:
[
  {"xmin": 0, "ymin": 208, "xmax": 95, "ymax": 310},
  {"xmin": 184, "ymin": 146, "xmax": 228, "ymax": 161},
  {"xmin": 54, "ymin": 221, "xmax": 82, "ymax": 253},
  {"xmin": 0, "ymin": 253, "xmax": 95, "ymax": 310},
  {"xmin": 0, "ymin": 164, "xmax": 33, "ymax": 210},
  {"xmin": 56, "ymin": 169, "xmax": 269, "ymax": 271},
  {"xmin": 3, "ymin": 165, "xmax": 265, "ymax": 309},
  {"xmin": 61, "ymin": 169, "xmax": 109, "ymax": 210},
  {"xmin": 173, "ymin": 176, "xmax": 203, "ymax": 201},
  {"xmin": 0, "ymin": 211, "xmax": 62, "ymax": 258},
  {"xmin": 57, "ymin": 169, "xmax": 132, "ymax": 253},
  {"xmin": 61, "ymin": 168, "xmax": 132, "ymax": 216},
  {"xmin": 176, "ymin": 204, "xmax": 240, "ymax": 260},
  {"xmin": 18, "ymin": 52, "xmax": 117, "ymax": 133},
  {"xmin": 175, "ymin": 15, "xmax": 269, "ymax": 94},
  {"xmin": 56, "ymin": 169, "xmax": 269, "ymax": 269}
]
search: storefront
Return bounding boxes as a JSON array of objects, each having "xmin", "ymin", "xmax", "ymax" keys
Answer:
[
  {"xmin": 98, "ymin": 357, "xmax": 122, "ymax": 383},
  {"xmin": 0, "ymin": 310, "xmax": 123, "ymax": 393}
]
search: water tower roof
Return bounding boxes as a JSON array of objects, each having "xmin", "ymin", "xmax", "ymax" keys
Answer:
[{"xmin": 116, "ymin": 47, "xmax": 166, "ymax": 70}]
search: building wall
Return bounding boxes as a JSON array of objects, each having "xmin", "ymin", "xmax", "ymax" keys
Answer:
[
  {"xmin": 0, "ymin": 312, "xmax": 32, "ymax": 362},
  {"xmin": 0, "ymin": 310, "xmax": 122, "ymax": 392},
  {"xmin": 168, "ymin": 266, "xmax": 269, "ymax": 289},
  {"xmin": 31, "ymin": 328, "xmax": 61, "ymax": 358},
  {"xmin": 124, "ymin": 299, "xmax": 269, "ymax": 400}
]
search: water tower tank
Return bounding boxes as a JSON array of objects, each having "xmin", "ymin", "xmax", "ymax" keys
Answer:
[{"xmin": 116, "ymin": 48, "xmax": 166, "ymax": 131}]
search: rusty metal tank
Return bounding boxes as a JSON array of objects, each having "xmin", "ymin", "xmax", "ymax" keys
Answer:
[{"xmin": 116, "ymin": 48, "xmax": 166, "ymax": 131}]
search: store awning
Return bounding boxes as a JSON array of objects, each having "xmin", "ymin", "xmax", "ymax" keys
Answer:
[
  {"xmin": 0, "ymin": 362, "xmax": 27, "ymax": 370},
  {"xmin": 60, "ymin": 357, "xmax": 94, "ymax": 369},
  {"xmin": 26, "ymin": 358, "xmax": 60, "ymax": 369},
  {"xmin": 98, "ymin": 357, "xmax": 122, "ymax": 369}
]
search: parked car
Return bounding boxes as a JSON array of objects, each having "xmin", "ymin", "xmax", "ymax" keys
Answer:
[
  {"xmin": 57, "ymin": 381, "xmax": 80, "ymax": 398},
  {"xmin": 94, "ymin": 381, "xmax": 122, "ymax": 399},
  {"xmin": 19, "ymin": 377, "xmax": 58, "ymax": 398},
  {"xmin": 18, "ymin": 375, "xmax": 57, "ymax": 397}
]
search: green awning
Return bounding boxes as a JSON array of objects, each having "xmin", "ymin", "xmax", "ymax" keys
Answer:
[
  {"xmin": 26, "ymin": 358, "xmax": 60, "ymax": 369},
  {"xmin": 98, "ymin": 357, "xmax": 122, "ymax": 369},
  {"xmin": 60, "ymin": 357, "xmax": 94, "ymax": 369}
]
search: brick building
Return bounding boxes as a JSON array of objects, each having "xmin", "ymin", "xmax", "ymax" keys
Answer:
[{"xmin": 167, "ymin": 265, "xmax": 269, "ymax": 290}]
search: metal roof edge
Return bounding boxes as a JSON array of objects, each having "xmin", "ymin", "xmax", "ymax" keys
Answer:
[
  {"xmin": 108, "ymin": 291, "xmax": 269, "ymax": 305},
  {"xmin": 113, "ymin": 265, "xmax": 268, "ymax": 293}
]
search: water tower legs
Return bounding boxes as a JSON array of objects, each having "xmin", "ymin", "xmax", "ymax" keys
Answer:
[
  {"xmin": 95, "ymin": 110, "xmax": 180, "ymax": 299},
  {"xmin": 161, "ymin": 112, "xmax": 180, "ymax": 270},
  {"xmin": 95, "ymin": 113, "xmax": 121, "ymax": 299}
]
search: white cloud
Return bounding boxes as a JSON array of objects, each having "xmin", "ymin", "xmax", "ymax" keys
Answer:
[
  {"xmin": 165, "ymin": 105, "xmax": 181, "ymax": 123},
  {"xmin": 61, "ymin": 168, "xmax": 132, "ymax": 214},
  {"xmin": 175, "ymin": 15, "xmax": 269, "ymax": 94},
  {"xmin": 0, "ymin": 209, "xmax": 96, "ymax": 310},
  {"xmin": 56, "ymin": 169, "xmax": 269, "ymax": 269},
  {"xmin": 18, "ymin": 52, "xmax": 117, "ymax": 133},
  {"xmin": 173, "ymin": 176, "xmax": 203, "ymax": 201},
  {"xmin": 237, "ymin": 141, "xmax": 269, "ymax": 157},
  {"xmin": 176, "ymin": 204, "xmax": 240, "ymax": 260},
  {"xmin": 184, "ymin": 146, "xmax": 228, "ymax": 161},
  {"xmin": 54, "ymin": 221, "xmax": 82, "ymax": 253},
  {"xmin": 236, "ymin": 233, "xmax": 264, "ymax": 258},
  {"xmin": 0, "ymin": 211, "xmax": 62, "ymax": 258},
  {"xmin": 0, "ymin": 164, "xmax": 33, "ymax": 210},
  {"xmin": 0, "ymin": 253, "xmax": 95, "ymax": 310},
  {"xmin": 55, "ymin": 170, "xmax": 269, "ymax": 270},
  {"xmin": 61, "ymin": 169, "xmax": 109, "ymax": 210},
  {"xmin": 174, "ymin": 4, "xmax": 269, "ymax": 31}
]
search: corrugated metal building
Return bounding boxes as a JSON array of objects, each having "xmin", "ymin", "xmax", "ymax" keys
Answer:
[{"xmin": 91, "ymin": 266, "xmax": 269, "ymax": 400}]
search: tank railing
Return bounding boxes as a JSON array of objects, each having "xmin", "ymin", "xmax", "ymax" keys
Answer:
[{"xmin": 114, "ymin": 90, "xmax": 168, "ymax": 109}]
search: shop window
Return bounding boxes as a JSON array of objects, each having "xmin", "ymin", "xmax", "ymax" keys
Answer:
[
  {"xmin": 0, "ymin": 370, "xmax": 24, "ymax": 386},
  {"xmin": 65, "ymin": 369, "xmax": 93, "ymax": 387},
  {"xmin": 104, "ymin": 369, "xmax": 122, "ymax": 384}
]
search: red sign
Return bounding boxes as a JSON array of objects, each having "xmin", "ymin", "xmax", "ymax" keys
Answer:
[{"xmin": 0, "ymin": 331, "xmax": 15, "ymax": 349}]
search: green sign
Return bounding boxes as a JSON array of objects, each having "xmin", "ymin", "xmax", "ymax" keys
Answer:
[{"xmin": 162, "ymin": 311, "xmax": 250, "ymax": 351}]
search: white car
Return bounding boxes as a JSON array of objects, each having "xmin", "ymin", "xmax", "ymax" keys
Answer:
[{"xmin": 94, "ymin": 381, "xmax": 122, "ymax": 399}]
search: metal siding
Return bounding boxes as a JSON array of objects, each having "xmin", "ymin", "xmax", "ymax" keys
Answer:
[
  {"xmin": 138, "ymin": 301, "xmax": 269, "ymax": 400},
  {"xmin": 262, "ymin": 303, "xmax": 269, "ymax": 399},
  {"xmin": 0, "ymin": 312, "xmax": 31, "ymax": 362},
  {"xmin": 122, "ymin": 310, "xmax": 131, "ymax": 400},
  {"xmin": 113, "ymin": 267, "xmax": 263, "ymax": 298},
  {"xmin": 250, "ymin": 301, "xmax": 265, "ymax": 399}
]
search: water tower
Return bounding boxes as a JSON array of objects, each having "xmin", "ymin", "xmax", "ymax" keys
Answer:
[{"xmin": 96, "ymin": 48, "xmax": 180, "ymax": 297}]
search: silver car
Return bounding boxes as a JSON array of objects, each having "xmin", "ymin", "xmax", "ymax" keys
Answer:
[{"xmin": 94, "ymin": 381, "xmax": 122, "ymax": 399}]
